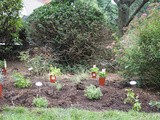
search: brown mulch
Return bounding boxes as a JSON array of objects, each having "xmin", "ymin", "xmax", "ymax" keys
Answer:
[{"xmin": 0, "ymin": 61, "xmax": 159, "ymax": 112}]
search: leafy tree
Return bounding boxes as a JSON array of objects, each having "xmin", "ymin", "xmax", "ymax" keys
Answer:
[
  {"xmin": 0, "ymin": 0, "xmax": 23, "ymax": 45},
  {"xmin": 113, "ymin": 0, "xmax": 160, "ymax": 36}
]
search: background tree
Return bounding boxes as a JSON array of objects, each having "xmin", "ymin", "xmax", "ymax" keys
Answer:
[
  {"xmin": 114, "ymin": 0, "xmax": 158, "ymax": 36},
  {"xmin": 0, "ymin": 0, "xmax": 23, "ymax": 45}
]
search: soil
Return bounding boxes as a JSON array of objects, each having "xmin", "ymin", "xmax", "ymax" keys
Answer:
[{"xmin": 0, "ymin": 61, "xmax": 159, "ymax": 112}]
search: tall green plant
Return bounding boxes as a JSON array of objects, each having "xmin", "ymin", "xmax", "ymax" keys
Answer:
[
  {"xmin": 117, "ymin": 5, "xmax": 160, "ymax": 86},
  {"xmin": 0, "ymin": 0, "xmax": 23, "ymax": 45}
]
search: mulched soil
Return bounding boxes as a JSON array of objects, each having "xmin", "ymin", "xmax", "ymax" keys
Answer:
[{"xmin": 0, "ymin": 61, "xmax": 159, "ymax": 112}]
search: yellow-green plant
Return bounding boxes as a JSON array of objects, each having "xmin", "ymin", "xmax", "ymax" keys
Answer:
[
  {"xmin": 50, "ymin": 66, "xmax": 61, "ymax": 76},
  {"xmin": 84, "ymin": 84, "xmax": 103, "ymax": 100},
  {"xmin": 53, "ymin": 82, "xmax": 63, "ymax": 91},
  {"xmin": 124, "ymin": 89, "xmax": 141, "ymax": 111},
  {"xmin": 12, "ymin": 72, "xmax": 31, "ymax": 88},
  {"xmin": 99, "ymin": 71, "xmax": 107, "ymax": 78},
  {"xmin": 32, "ymin": 97, "xmax": 48, "ymax": 108},
  {"xmin": 90, "ymin": 67, "xmax": 99, "ymax": 73}
]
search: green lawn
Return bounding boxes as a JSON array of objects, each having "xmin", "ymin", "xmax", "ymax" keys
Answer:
[{"xmin": 0, "ymin": 106, "xmax": 160, "ymax": 120}]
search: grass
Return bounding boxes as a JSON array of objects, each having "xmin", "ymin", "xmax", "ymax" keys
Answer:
[{"xmin": 0, "ymin": 106, "xmax": 160, "ymax": 120}]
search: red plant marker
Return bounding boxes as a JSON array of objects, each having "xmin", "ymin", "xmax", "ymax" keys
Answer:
[
  {"xmin": 92, "ymin": 72, "xmax": 96, "ymax": 78},
  {"xmin": 50, "ymin": 75, "xmax": 56, "ymax": 83},
  {"xmin": 0, "ymin": 84, "xmax": 2, "ymax": 98},
  {"xmin": 99, "ymin": 77, "xmax": 105, "ymax": 86}
]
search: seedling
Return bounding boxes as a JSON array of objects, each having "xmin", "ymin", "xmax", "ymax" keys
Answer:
[
  {"xmin": 32, "ymin": 97, "xmax": 48, "ymax": 108},
  {"xmin": 90, "ymin": 65, "xmax": 99, "ymax": 78},
  {"xmin": 50, "ymin": 66, "xmax": 61, "ymax": 83},
  {"xmin": 84, "ymin": 84, "xmax": 103, "ymax": 100}
]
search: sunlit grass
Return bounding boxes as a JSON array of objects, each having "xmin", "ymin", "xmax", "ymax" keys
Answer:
[{"xmin": 0, "ymin": 106, "xmax": 160, "ymax": 120}]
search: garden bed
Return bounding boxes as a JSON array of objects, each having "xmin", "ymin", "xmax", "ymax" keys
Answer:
[{"xmin": 0, "ymin": 61, "xmax": 159, "ymax": 112}]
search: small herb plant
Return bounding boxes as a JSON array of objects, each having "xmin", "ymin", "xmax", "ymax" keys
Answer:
[
  {"xmin": 0, "ymin": 60, "xmax": 4, "ymax": 68},
  {"xmin": 18, "ymin": 51, "xmax": 30, "ymax": 62},
  {"xmin": 124, "ymin": 89, "xmax": 135, "ymax": 104},
  {"xmin": 90, "ymin": 67, "xmax": 99, "ymax": 73},
  {"xmin": 84, "ymin": 84, "xmax": 103, "ymax": 100},
  {"xmin": 149, "ymin": 100, "xmax": 160, "ymax": 110},
  {"xmin": 50, "ymin": 66, "xmax": 61, "ymax": 76},
  {"xmin": 32, "ymin": 97, "xmax": 48, "ymax": 108},
  {"xmin": 12, "ymin": 72, "xmax": 31, "ymax": 88},
  {"xmin": 53, "ymin": 82, "xmax": 63, "ymax": 91},
  {"xmin": 133, "ymin": 99, "xmax": 142, "ymax": 111},
  {"xmin": 99, "ymin": 72, "xmax": 107, "ymax": 78},
  {"xmin": 124, "ymin": 89, "xmax": 141, "ymax": 111}
]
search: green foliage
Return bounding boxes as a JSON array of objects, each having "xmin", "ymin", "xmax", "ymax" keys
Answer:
[
  {"xmin": 124, "ymin": 89, "xmax": 141, "ymax": 111},
  {"xmin": 149, "ymin": 100, "xmax": 160, "ymax": 110},
  {"xmin": 50, "ymin": 66, "xmax": 61, "ymax": 76},
  {"xmin": 69, "ymin": 71, "xmax": 89, "ymax": 83},
  {"xmin": 84, "ymin": 84, "xmax": 103, "ymax": 100},
  {"xmin": 116, "ymin": 6, "xmax": 160, "ymax": 86},
  {"xmin": 0, "ymin": 60, "xmax": 4, "ymax": 68},
  {"xmin": 53, "ymin": 82, "xmax": 63, "ymax": 91},
  {"xmin": 124, "ymin": 89, "xmax": 135, "ymax": 104},
  {"xmin": 26, "ymin": 0, "xmax": 113, "ymax": 66},
  {"xmin": 32, "ymin": 97, "xmax": 48, "ymax": 108},
  {"xmin": 90, "ymin": 67, "xmax": 99, "ymax": 73},
  {"xmin": 18, "ymin": 51, "xmax": 30, "ymax": 62},
  {"xmin": 0, "ymin": 0, "xmax": 23, "ymax": 44},
  {"xmin": 98, "ymin": 71, "xmax": 107, "ymax": 78},
  {"xmin": 133, "ymin": 99, "xmax": 142, "ymax": 112},
  {"xmin": 19, "ymin": 51, "xmax": 50, "ymax": 76},
  {"xmin": 12, "ymin": 72, "xmax": 31, "ymax": 88}
]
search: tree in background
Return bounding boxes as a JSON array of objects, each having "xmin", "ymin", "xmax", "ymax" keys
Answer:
[
  {"xmin": 113, "ymin": 0, "xmax": 160, "ymax": 36},
  {"xmin": 0, "ymin": 0, "xmax": 23, "ymax": 45}
]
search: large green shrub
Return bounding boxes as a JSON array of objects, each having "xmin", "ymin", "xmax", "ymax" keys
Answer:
[
  {"xmin": 116, "ymin": 4, "xmax": 160, "ymax": 86},
  {"xmin": 0, "ymin": 0, "xmax": 23, "ymax": 45},
  {"xmin": 26, "ymin": 1, "xmax": 113, "ymax": 65}
]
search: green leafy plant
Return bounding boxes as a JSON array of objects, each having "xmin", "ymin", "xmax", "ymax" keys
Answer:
[
  {"xmin": 90, "ymin": 67, "xmax": 99, "ymax": 73},
  {"xmin": 50, "ymin": 66, "xmax": 61, "ymax": 76},
  {"xmin": 0, "ymin": 60, "xmax": 4, "ymax": 68},
  {"xmin": 53, "ymin": 82, "xmax": 63, "ymax": 91},
  {"xmin": 0, "ymin": 0, "xmax": 22, "ymax": 44},
  {"xmin": 32, "ymin": 97, "xmax": 48, "ymax": 108},
  {"xmin": 26, "ymin": 0, "xmax": 113, "ymax": 66},
  {"xmin": 99, "ymin": 72, "xmax": 107, "ymax": 78},
  {"xmin": 149, "ymin": 100, "xmax": 160, "ymax": 110},
  {"xmin": 133, "ymin": 99, "xmax": 142, "ymax": 112},
  {"xmin": 124, "ymin": 89, "xmax": 141, "ymax": 111},
  {"xmin": 12, "ymin": 72, "xmax": 31, "ymax": 88},
  {"xmin": 18, "ymin": 51, "xmax": 30, "ymax": 62},
  {"xmin": 116, "ymin": 6, "xmax": 160, "ymax": 87},
  {"xmin": 124, "ymin": 89, "xmax": 135, "ymax": 104},
  {"xmin": 19, "ymin": 51, "xmax": 50, "ymax": 76},
  {"xmin": 84, "ymin": 84, "xmax": 103, "ymax": 100}
]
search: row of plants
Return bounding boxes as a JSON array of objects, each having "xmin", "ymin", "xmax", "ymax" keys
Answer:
[{"xmin": 0, "ymin": 64, "xmax": 159, "ymax": 111}]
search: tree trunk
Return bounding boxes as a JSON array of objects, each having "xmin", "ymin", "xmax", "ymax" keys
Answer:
[{"xmin": 118, "ymin": 4, "xmax": 129, "ymax": 37}]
